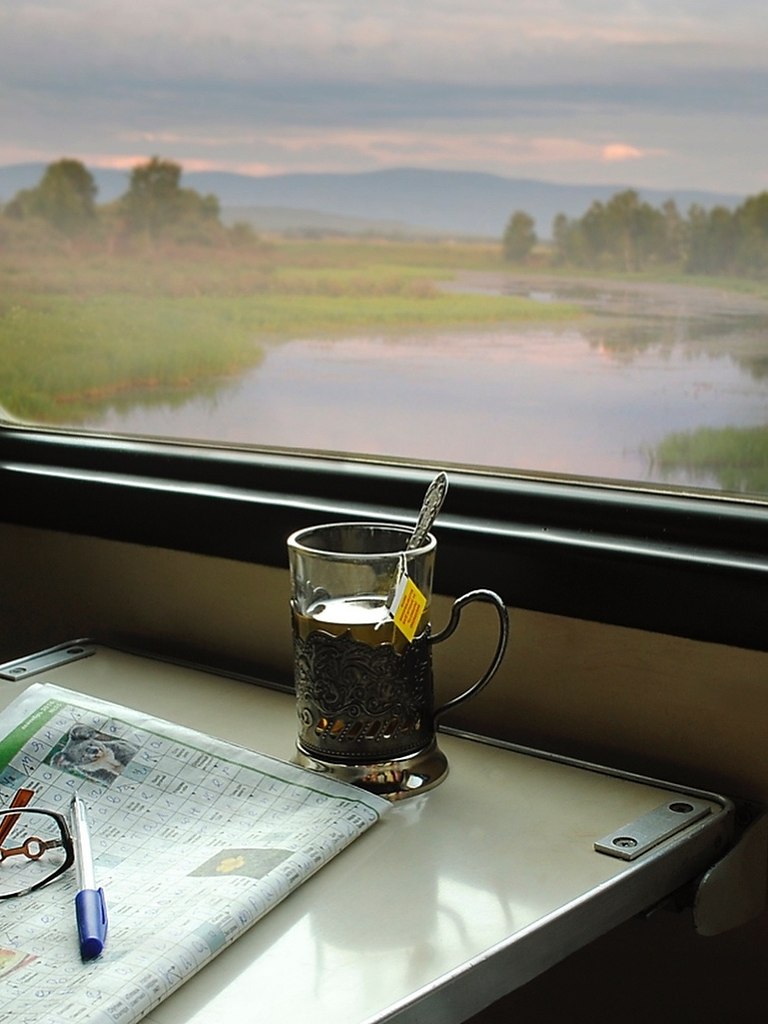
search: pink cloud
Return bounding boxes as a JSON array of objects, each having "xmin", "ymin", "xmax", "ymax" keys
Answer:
[
  {"xmin": 0, "ymin": 130, "xmax": 665, "ymax": 183},
  {"xmin": 258, "ymin": 129, "xmax": 663, "ymax": 176},
  {"xmin": 81, "ymin": 154, "xmax": 151, "ymax": 170},
  {"xmin": 601, "ymin": 143, "xmax": 647, "ymax": 162}
]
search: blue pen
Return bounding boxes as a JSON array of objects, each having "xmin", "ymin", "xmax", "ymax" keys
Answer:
[{"xmin": 70, "ymin": 792, "xmax": 108, "ymax": 961}]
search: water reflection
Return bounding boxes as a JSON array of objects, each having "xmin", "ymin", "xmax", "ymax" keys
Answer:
[{"xmin": 85, "ymin": 276, "xmax": 768, "ymax": 494}]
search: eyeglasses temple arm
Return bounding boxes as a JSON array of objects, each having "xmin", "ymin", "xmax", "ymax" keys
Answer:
[{"xmin": 0, "ymin": 788, "xmax": 36, "ymax": 846}]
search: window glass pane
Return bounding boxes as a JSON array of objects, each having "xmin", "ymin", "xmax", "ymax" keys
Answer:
[{"xmin": 2, "ymin": 2, "xmax": 767, "ymax": 498}]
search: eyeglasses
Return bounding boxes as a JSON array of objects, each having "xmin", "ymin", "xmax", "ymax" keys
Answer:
[{"xmin": 0, "ymin": 788, "xmax": 75, "ymax": 899}]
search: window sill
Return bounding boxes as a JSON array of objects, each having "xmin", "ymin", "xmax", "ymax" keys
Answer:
[{"xmin": 1, "ymin": 426, "xmax": 766, "ymax": 651}]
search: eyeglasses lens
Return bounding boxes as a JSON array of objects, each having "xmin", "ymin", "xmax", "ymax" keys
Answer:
[{"xmin": 0, "ymin": 809, "xmax": 68, "ymax": 897}]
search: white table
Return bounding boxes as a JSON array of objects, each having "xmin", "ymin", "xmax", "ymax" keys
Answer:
[{"xmin": 0, "ymin": 643, "xmax": 735, "ymax": 1024}]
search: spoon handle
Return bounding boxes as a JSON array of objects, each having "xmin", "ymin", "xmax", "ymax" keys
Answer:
[{"xmin": 407, "ymin": 472, "xmax": 448, "ymax": 550}]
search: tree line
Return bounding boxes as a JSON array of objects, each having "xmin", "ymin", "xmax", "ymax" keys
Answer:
[
  {"xmin": 503, "ymin": 188, "xmax": 768, "ymax": 277},
  {"xmin": 6, "ymin": 157, "xmax": 768, "ymax": 277},
  {"xmin": 2, "ymin": 156, "xmax": 255, "ymax": 248}
]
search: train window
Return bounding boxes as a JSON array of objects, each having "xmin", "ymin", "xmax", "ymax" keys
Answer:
[{"xmin": 1, "ymin": 2, "xmax": 767, "ymax": 501}]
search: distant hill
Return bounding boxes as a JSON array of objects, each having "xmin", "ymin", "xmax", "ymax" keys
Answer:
[
  {"xmin": 0, "ymin": 163, "xmax": 744, "ymax": 239},
  {"xmin": 219, "ymin": 204, "xmax": 431, "ymax": 237}
]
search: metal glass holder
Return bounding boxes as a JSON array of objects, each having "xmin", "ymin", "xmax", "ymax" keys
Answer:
[{"xmin": 293, "ymin": 737, "xmax": 449, "ymax": 800}]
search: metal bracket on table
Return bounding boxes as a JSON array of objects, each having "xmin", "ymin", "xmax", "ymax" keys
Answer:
[
  {"xmin": 595, "ymin": 796, "xmax": 768, "ymax": 936},
  {"xmin": 594, "ymin": 797, "xmax": 712, "ymax": 861},
  {"xmin": 0, "ymin": 639, "xmax": 96, "ymax": 680}
]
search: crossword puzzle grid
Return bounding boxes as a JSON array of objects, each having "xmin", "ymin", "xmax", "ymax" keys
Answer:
[{"xmin": 0, "ymin": 689, "xmax": 382, "ymax": 1024}]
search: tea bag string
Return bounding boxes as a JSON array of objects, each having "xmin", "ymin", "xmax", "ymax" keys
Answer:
[{"xmin": 380, "ymin": 550, "xmax": 409, "ymax": 629}]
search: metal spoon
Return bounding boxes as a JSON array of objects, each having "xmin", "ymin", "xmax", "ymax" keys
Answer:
[{"xmin": 406, "ymin": 472, "xmax": 448, "ymax": 550}]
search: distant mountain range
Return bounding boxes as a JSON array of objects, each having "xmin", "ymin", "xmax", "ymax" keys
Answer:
[{"xmin": 0, "ymin": 163, "xmax": 744, "ymax": 239}]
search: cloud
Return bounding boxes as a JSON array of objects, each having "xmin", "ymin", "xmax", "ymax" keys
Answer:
[
  {"xmin": 67, "ymin": 130, "xmax": 665, "ymax": 180},
  {"xmin": 3, "ymin": 1, "xmax": 766, "ymax": 89},
  {"xmin": 1, "ymin": 1, "xmax": 766, "ymax": 193},
  {"xmin": 254, "ymin": 130, "xmax": 666, "ymax": 179},
  {"xmin": 602, "ymin": 143, "xmax": 653, "ymax": 162}
]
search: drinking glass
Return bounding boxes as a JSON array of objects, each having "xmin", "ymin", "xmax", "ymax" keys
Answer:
[{"xmin": 288, "ymin": 521, "xmax": 508, "ymax": 798}]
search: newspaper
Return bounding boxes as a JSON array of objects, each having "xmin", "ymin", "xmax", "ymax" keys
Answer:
[{"xmin": 0, "ymin": 683, "xmax": 389, "ymax": 1024}]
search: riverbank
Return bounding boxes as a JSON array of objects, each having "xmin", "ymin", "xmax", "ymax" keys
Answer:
[
  {"xmin": 5, "ymin": 232, "xmax": 767, "ymax": 495},
  {"xmin": 1, "ymin": 240, "xmax": 583, "ymax": 422},
  {"xmin": 442, "ymin": 270, "xmax": 768, "ymax": 316}
]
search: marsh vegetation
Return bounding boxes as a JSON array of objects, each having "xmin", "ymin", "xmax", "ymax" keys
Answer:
[{"xmin": 3, "ymin": 157, "xmax": 768, "ymax": 495}]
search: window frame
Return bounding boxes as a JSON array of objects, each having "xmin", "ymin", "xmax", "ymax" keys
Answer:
[{"xmin": 0, "ymin": 424, "xmax": 766, "ymax": 652}]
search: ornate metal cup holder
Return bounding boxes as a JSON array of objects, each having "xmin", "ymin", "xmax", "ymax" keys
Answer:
[{"xmin": 293, "ymin": 738, "xmax": 449, "ymax": 800}]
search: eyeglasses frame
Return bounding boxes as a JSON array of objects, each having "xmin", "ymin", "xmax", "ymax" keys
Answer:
[{"xmin": 0, "ymin": 804, "xmax": 76, "ymax": 898}]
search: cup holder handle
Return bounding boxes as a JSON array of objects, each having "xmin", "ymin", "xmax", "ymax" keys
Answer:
[{"xmin": 430, "ymin": 589, "xmax": 509, "ymax": 724}]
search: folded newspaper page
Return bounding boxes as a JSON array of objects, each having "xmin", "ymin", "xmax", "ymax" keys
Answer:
[{"xmin": 0, "ymin": 683, "xmax": 389, "ymax": 1024}]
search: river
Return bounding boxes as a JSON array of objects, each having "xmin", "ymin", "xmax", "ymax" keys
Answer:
[{"xmin": 86, "ymin": 274, "xmax": 768, "ymax": 493}]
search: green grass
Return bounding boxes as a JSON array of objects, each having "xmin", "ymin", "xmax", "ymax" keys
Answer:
[
  {"xmin": 0, "ymin": 238, "xmax": 581, "ymax": 422},
  {"xmin": 7, "ymin": 233, "xmax": 765, "ymax": 429},
  {"xmin": 653, "ymin": 424, "xmax": 768, "ymax": 493},
  {"xmin": 1, "ymin": 296, "xmax": 266, "ymax": 420}
]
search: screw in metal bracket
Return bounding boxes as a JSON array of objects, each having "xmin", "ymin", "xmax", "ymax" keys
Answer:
[
  {"xmin": 612, "ymin": 836, "xmax": 639, "ymax": 849},
  {"xmin": 595, "ymin": 797, "xmax": 712, "ymax": 861}
]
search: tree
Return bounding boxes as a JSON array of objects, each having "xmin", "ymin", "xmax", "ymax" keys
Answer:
[
  {"xmin": 120, "ymin": 157, "xmax": 184, "ymax": 237},
  {"xmin": 660, "ymin": 199, "xmax": 686, "ymax": 264},
  {"xmin": 553, "ymin": 190, "xmax": 670, "ymax": 271},
  {"xmin": 685, "ymin": 204, "xmax": 738, "ymax": 274},
  {"xmin": 579, "ymin": 200, "xmax": 608, "ymax": 266},
  {"xmin": 734, "ymin": 191, "xmax": 768, "ymax": 274},
  {"xmin": 119, "ymin": 156, "xmax": 222, "ymax": 240},
  {"xmin": 5, "ymin": 159, "xmax": 97, "ymax": 235},
  {"xmin": 599, "ymin": 189, "xmax": 666, "ymax": 272},
  {"xmin": 502, "ymin": 210, "xmax": 537, "ymax": 263},
  {"xmin": 552, "ymin": 212, "xmax": 590, "ymax": 266}
]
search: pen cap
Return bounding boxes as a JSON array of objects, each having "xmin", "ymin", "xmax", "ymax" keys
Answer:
[{"xmin": 75, "ymin": 887, "xmax": 108, "ymax": 960}]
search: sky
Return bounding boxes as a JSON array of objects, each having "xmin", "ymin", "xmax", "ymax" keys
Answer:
[{"xmin": 1, "ymin": 0, "xmax": 767, "ymax": 197}]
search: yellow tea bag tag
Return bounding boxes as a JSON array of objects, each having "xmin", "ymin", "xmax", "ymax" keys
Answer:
[{"xmin": 391, "ymin": 572, "xmax": 427, "ymax": 643}]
